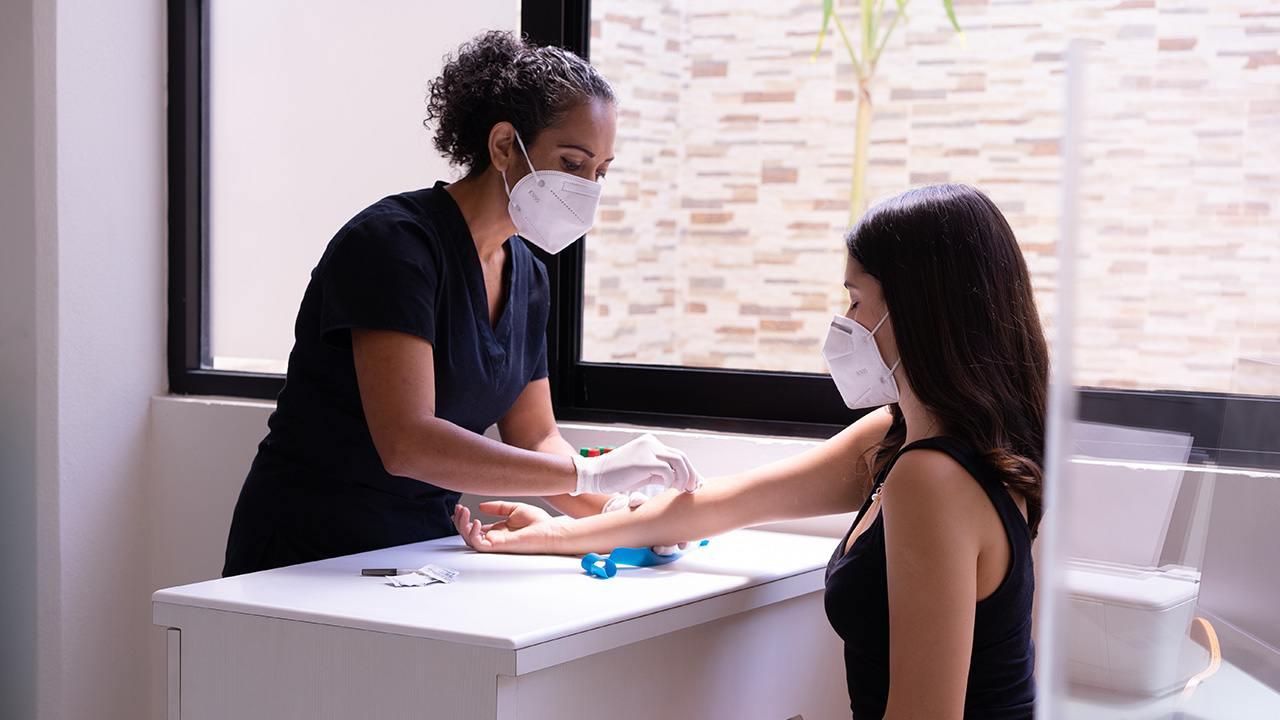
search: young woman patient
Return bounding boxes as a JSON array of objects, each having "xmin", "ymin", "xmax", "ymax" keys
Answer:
[{"xmin": 453, "ymin": 183, "xmax": 1047, "ymax": 720}]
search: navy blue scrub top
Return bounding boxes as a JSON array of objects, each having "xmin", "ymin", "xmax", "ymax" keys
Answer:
[{"xmin": 223, "ymin": 182, "xmax": 550, "ymax": 576}]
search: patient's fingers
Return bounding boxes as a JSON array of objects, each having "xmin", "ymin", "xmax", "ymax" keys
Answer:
[
  {"xmin": 452, "ymin": 504, "xmax": 471, "ymax": 538},
  {"xmin": 452, "ymin": 505, "xmax": 491, "ymax": 551},
  {"xmin": 467, "ymin": 519, "xmax": 491, "ymax": 551}
]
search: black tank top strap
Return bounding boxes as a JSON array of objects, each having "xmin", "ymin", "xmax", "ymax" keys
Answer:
[{"xmin": 897, "ymin": 436, "xmax": 1031, "ymax": 543}]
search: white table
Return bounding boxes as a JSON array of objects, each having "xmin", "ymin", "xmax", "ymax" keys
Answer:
[
  {"xmin": 153, "ymin": 529, "xmax": 849, "ymax": 720},
  {"xmin": 1063, "ymin": 661, "xmax": 1280, "ymax": 720}
]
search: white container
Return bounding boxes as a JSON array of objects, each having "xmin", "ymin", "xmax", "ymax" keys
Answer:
[
  {"xmin": 1063, "ymin": 422, "xmax": 1212, "ymax": 696},
  {"xmin": 1065, "ymin": 562, "xmax": 1210, "ymax": 696}
]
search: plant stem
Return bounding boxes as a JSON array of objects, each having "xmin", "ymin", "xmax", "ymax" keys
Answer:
[
  {"xmin": 852, "ymin": 1, "xmax": 877, "ymax": 225},
  {"xmin": 851, "ymin": 75, "xmax": 873, "ymax": 224}
]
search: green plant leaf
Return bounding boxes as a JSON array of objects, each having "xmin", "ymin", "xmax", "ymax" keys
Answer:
[
  {"xmin": 810, "ymin": 0, "xmax": 836, "ymax": 62},
  {"xmin": 942, "ymin": 0, "xmax": 966, "ymax": 49},
  {"xmin": 862, "ymin": 0, "xmax": 876, "ymax": 57},
  {"xmin": 833, "ymin": 11, "xmax": 865, "ymax": 77},
  {"xmin": 871, "ymin": 5, "xmax": 906, "ymax": 67}
]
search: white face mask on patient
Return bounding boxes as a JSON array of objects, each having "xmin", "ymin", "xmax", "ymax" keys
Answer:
[
  {"xmin": 821, "ymin": 313, "xmax": 901, "ymax": 409},
  {"xmin": 501, "ymin": 129, "xmax": 603, "ymax": 255}
]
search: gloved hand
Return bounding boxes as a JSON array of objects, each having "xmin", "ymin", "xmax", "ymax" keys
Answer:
[
  {"xmin": 602, "ymin": 490, "xmax": 690, "ymax": 557},
  {"xmin": 600, "ymin": 491, "xmax": 649, "ymax": 514},
  {"xmin": 571, "ymin": 433, "xmax": 702, "ymax": 496}
]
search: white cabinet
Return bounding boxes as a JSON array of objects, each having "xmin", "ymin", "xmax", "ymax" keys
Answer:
[{"xmin": 153, "ymin": 529, "xmax": 848, "ymax": 720}]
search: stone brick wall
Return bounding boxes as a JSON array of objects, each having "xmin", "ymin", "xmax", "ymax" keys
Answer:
[{"xmin": 584, "ymin": 0, "xmax": 1279, "ymax": 395}]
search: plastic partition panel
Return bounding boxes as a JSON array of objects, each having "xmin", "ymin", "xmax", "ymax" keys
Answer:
[{"xmin": 1050, "ymin": 24, "xmax": 1280, "ymax": 720}]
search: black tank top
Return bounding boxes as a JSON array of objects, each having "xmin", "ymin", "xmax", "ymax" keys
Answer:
[{"xmin": 824, "ymin": 436, "xmax": 1036, "ymax": 719}]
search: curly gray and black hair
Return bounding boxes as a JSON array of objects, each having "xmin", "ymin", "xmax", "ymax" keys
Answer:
[{"xmin": 425, "ymin": 30, "xmax": 615, "ymax": 178}]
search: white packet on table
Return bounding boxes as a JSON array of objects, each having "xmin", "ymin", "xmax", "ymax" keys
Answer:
[{"xmin": 387, "ymin": 563, "xmax": 459, "ymax": 587}]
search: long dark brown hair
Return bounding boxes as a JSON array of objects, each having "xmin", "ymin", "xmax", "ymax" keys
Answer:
[{"xmin": 846, "ymin": 184, "xmax": 1049, "ymax": 536}]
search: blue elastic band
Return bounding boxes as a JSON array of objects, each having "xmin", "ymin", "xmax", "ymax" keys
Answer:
[
  {"xmin": 580, "ymin": 540, "xmax": 709, "ymax": 578},
  {"xmin": 581, "ymin": 553, "xmax": 616, "ymax": 578}
]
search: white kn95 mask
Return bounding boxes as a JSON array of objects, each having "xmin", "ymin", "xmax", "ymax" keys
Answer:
[
  {"xmin": 501, "ymin": 130, "xmax": 603, "ymax": 255},
  {"xmin": 820, "ymin": 313, "xmax": 901, "ymax": 409}
]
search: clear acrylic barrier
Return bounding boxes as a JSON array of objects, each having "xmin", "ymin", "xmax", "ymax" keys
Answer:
[
  {"xmin": 1053, "ymin": 459, "xmax": 1280, "ymax": 719},
  {"xmin": 1044, "ymin": 29, "xmax": 1280, "ymax": 720}
]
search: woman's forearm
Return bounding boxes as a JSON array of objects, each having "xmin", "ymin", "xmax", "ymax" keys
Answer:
[
  {"xmin": 543, "ymin": 492, "xmax": 610, "ymax": 518},
  {"xmin": 528, "ymin": 433, "xmax": 612, "ymax": 517},
  {"xmin": 540, "ymin": 415, "xmax": 893, "ymax": 554},
  {"xmin": 354, "ymin": 329, "xmax": 580, "ymax": 496},
  {"xmin": 381, "ymin": 415, "xmax": 578, "ymax": 496},
  {"xmin": 543, "ymin": 477, "xmax": 765, "ymax": 555}
]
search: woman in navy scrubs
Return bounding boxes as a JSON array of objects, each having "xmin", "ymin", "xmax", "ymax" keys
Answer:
[
  {"xmin": 456, "ymin": 184, "xmax": 1044, "ymax": 719},
  {"xmin": 223, "ymin": 31, "xmax": 700, "ymax": 577}
]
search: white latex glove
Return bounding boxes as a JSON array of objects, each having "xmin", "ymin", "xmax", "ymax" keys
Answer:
[
  {"xmin": 600, "ymin": 491, "xmax": 648, "ymax": 514},
  {"xmin": 602, "ymin": 490, "xmax": 690, "ymax": 557},
  {"xmin": 571, "ymin": 433, "xmax": 702, "ymax": 496}
]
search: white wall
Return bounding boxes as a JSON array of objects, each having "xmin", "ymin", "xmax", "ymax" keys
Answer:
[
  {"xmin": 1, "ymin": 1, "xmax": 167, "ymax": 719},
  {"xmin": 54, "ymin": 0, "xmax": 168, "ymax": 715}
]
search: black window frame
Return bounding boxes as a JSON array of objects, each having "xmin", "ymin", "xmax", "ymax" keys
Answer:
[{"xmin": 167, "ymin": 0, "xmax": 1280, "ymax": 466}]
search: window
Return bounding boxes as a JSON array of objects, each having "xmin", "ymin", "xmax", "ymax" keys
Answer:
[
  {"xmin": 170, "ymin": 0, "xmax": 1280, "ymax": 459},
  {"xmin": 204, "ymin": 0, "xmax": 514, "ymax": 374},
  {"xmin": 567, "ymin": 0, "xmax": 1280, "ymax": 455},
  {"xmin": 168, "ymin": 0, "xmax": 861, "ymax": 432},
  {"xmin": 169, "ymin": 0, "xmax": 519, "ymax": 392}
]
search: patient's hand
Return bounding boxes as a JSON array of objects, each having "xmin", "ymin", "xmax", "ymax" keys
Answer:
[{"xmin": 452, "ymin": 501, "xmax": 563, "ymax": 554}]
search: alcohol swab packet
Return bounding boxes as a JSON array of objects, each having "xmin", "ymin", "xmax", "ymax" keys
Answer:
[{"xmin": 387, "ymin": 563, "xmax": 459, "ymax": 587}]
